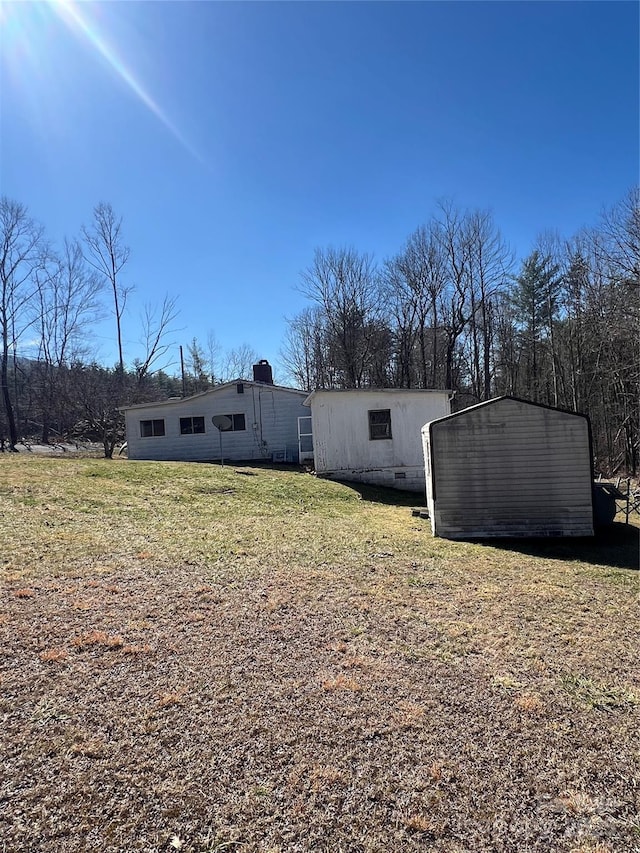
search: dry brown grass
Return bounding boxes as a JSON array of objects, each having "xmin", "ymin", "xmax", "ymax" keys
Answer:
[
  {"xmin": 513, "ymin": 692, "xmax": 546, "ymax": 715},
  {"xmin": 157, "ymin": 688, "xmax": 188, "ymax": 708},
  {"xmin": 122, "ymin": 642, "xmax": 153, "ymax": 655},
  {"xmin": 13, "ymin": 587, "xmax": 35, "ymax": 598},
  {"xmin": 39, "ymin": 647, "xmax": 69, "ymax": 663},
  {"xmin": 1, "ymin": 455, "xmax": 639, "ymax": 852},
  {"xmin": 320, "ymin": 673, "xmax": 363, "ymax": 692},
  {"xmin": 72, "ymin": 629, "xmax": 125, "ymax": 649},
  {"xmin": 404, "ymin": 813, "xmax": 446, "ymax": 836}
]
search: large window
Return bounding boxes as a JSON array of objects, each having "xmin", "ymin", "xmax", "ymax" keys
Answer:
[
  {"xmin": 368, "ymin": 409, "xmax": 392, "ymax": 440},
  {"xmin": 218, "ymin": 413, "xmax": 246, "ymax": 432},
  {"xmin": 140, "ymin": 419, "xmax": 165, "ymax": 438},
  {"xmin": 180, "ymin": 416, "xmax": 205, "ymax": 435}
]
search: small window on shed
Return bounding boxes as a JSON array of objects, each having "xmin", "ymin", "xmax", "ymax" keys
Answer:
[
  {"xmin": 180, "ymin": 416, "xmax": 205, "ymax": 435},
  {"xmin": 237, "ymin": 383, "xmax": 244, "ymax": 394},
  {"xmin": 140, "ymin": 419, "xmax": 165, "ymax": 438},
  {"xmin": 368, "ymin": 409, "xmax": 392, "ymax": 440}
]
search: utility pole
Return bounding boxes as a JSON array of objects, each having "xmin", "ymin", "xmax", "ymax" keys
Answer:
[{"xmin": 180, "ymin": 345, "xmax": 186, "ymax": 397}]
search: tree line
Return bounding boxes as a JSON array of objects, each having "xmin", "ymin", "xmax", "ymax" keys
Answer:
[
  {"xmin": 1, "ymin": 191, "xmax": 638, "ymax": 474},
  {"xmin": 282, "ymin": 191, "xmax": 639, "ymax": 475}
]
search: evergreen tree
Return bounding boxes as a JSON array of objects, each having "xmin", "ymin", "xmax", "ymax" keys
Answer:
[{"xmin": 510, "ymin": 251, "xmax": 560, "ymax": 402}]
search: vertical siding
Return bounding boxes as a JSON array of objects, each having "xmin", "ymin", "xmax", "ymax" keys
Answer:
[
  {"xmin": 423, "ymin": 398, "xmax": 593, "ymax": 538},
  {"xmin": 125, "ymin": 384, "xmax": 308, "ymax": 462},
  {"xmin": 310, "ymin": 390, "xmax": 451, "ymax": 492}
]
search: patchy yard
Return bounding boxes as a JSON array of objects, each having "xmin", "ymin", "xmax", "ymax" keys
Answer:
[{"xmin": 1, "ymin": 457, "xmax": 638, "ymax": 852}]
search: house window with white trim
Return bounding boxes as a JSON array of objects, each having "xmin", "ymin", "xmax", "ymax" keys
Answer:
[
  {"xmin": 140, "ymin": 419, "xmax": 165, "ymax": 438},
  {"xmin": 368, "ymin": 409, "xmax": 392, "ymax": 440},
  {"xmin": 218, "ymin": 413, "xmax": 246, "ymax": 432},
  {"xmin": 180, "ymin": 416, "xmax": 205, "ymax": 435}
]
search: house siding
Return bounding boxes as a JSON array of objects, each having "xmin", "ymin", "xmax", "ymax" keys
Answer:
[
  {"xmin": 124, "ymin": 383, "xmax": 308, "ymax": 463},
  {"xmin": 308, "ymin": 390, "xmax": 451, "ymax": 492},
  {"xmin": 422, "ymin": 397, "xmax": 594, "ymax": 538}
]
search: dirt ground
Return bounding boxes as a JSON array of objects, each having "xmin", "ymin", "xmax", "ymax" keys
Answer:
[{"xmin": 2, "ymin": 560, "xmax": 638, "ymax": 853}]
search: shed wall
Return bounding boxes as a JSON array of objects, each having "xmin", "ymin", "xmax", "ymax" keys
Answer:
[
  {"xmin": 125, "ymin": 384, "xmax": 308, "ymax": 462},
  {"xmin": 311, "ymin": 390, "xmax": 450, "ymax": 491},
  {"xmin": 422, "ymin": 398, "xmax": 593, "ymax": 537}
]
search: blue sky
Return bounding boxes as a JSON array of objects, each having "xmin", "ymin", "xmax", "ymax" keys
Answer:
[{"xmin": 1, "ymin": 1, "xmax": 638, "ymax": 382}]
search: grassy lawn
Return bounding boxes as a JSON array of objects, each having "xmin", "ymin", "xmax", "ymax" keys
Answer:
[{"xmin": 1, "ymin": 456, "xmax": 638, "ymax": 853}]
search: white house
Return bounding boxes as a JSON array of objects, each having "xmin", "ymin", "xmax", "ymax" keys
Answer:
[
  {"xmin": 422, "ymin": 396, "xmax": 594, "ymax": 539},
  {"xmin": 122, "ymin": 363, "xmax": 309, "ymax": 463},
  {"xmin": 304, "ymin": 388, "xmax": 452, "ymax": 491}
]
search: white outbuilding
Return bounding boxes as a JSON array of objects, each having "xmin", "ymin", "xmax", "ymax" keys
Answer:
[
  {"xmin": 122, "ymin": 363, "xmax": 309, "ymax": 463},
  {"xmin": 422, "ymin": 396, "xmax": 595, "ymax": 539},
  {"xmin": 304, "ymin": 388, "xmax": 452, "ymax": 491}
]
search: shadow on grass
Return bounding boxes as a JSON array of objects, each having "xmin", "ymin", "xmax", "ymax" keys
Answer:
[
  {"xmin": 209, "ymin": 464, "xmax": 426, "ymax": 506},
  {"xmin": 334, "ymin": 479, "xmax": 425, "ymax": 508},
  {"xmin": 200, "ymin": 465, "xmax": 639, "ymax": 571},
  {"xmin": 485, "ymin": 523, "xmax": 639, "ymax": 571},
  {"xmin": 203, "ymin": 460, "xmax": 310, "ymax": 475},
  {"xmin": 343, "ymin": 483, "xmax": 639, "ymax": 571}
]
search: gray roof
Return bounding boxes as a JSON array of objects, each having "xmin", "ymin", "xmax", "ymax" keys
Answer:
[{"xmin": 120, "ymin": 380, "xmax": 307, "ymax": 412}]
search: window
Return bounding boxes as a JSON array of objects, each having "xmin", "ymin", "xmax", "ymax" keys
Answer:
[
  {"xmin": 140, "ymin": 419, "xmax": 165, "ymax": 438},
  {"xmin": 180, "ymin": 416, "xmax": 205, "ymax": 435},
  {"xmin": 218, "ymin": 413, "xmax": 246, "ymax": 432},
  {"xmin": 236, "ymin": 383, "xmax": 244, "ymax": 394},
  {"xmin": 368, "ymin": 409, "xmax": 392, "ymax": 440}
]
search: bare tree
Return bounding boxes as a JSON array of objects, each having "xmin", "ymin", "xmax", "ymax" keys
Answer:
[
  {"xmin": 133, "ymin": 295, "xmax": 180, "ymax": 386},
  {"xmin": 82, "ymin": 202, "xmax": 132, "ymax": 376},
  {"xmin": 206, "ymin": 330, "xmax": 221, "ymax": 384},
  {"xmin": 581, "ymin": 191, "xmax": 640, "ymax": 474},
  {"xmin": 219, "ymin": 344, "xmax": 259, "ymax": 383},
  {"xmin": 34, "ymin": 239, "xmax": 103, "ymax": 442},
  {"xmin": 595, "ymin": 186, "xmax": 639, "ymax": 286},
  {"xmin": 382, "ymin": 223, "xmax": 447, "ymax": 388},
  {"xmin": 281, "ymin": 306, "xmax": 334, "ymax": 390},
  {"xmin": 381, "ymin": 255, "xmax": 421, "ymax": 387},
  {"xmin": 299, "ymin": 247, "xmax": 380, "ymax": 387},
  {"xmin": 68, "ymin": 363, "xmax": 127, "ymax": 459},
  {"xmin": 0, "ymin": 198, "xmax": 44, "ymax": 449},
  {"xmin": 435, "ymin": 202, "xmax": 473, "ymax": 392},
  {"xmin": 464, "ymin": 210, "xmax": 513, "ymax": 400}
]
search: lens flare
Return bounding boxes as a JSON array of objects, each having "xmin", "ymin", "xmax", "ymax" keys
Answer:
[{"xmin": 5, "ymin": 0, "xmax": 206, "ymax": 165}]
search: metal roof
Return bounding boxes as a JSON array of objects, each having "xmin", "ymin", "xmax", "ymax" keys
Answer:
[{"xmin": 120, "ymin": 380, "xmax": 307, "ymax": 412}]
